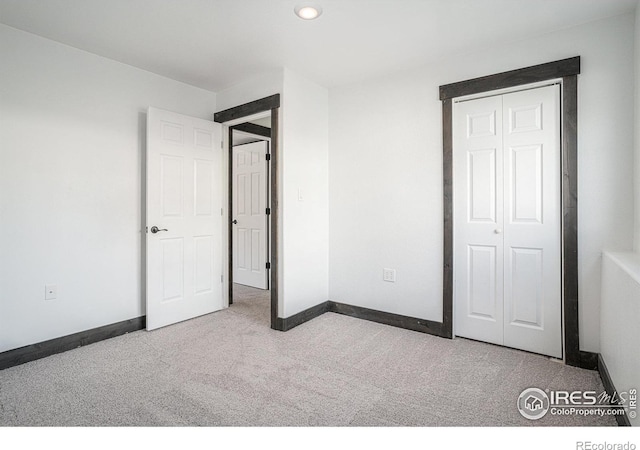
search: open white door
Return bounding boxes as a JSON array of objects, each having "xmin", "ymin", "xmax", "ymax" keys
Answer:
[
  {"xmin": 146, "ymin": 107, "xmax": 224, "ymax": 330},
  {"xmin": 232, "ymin": 140, "xmax": 269, "ymax": 289}
]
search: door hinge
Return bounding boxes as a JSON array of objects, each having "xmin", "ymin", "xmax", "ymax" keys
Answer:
[
  {"xmin": 220, "ymin": 141, "xmax": 224, "ymax": 149},
  {"xmin": 145, "ymin": 226, "xmax": 148, "ymax": 233},
  {"xmin": 221, "ymin": 208, "xmax": 224, "ymax": 216},
  {"xmin": 266, "ymin": 262, "xmax": 271, "ymax": 269},
  {"xmin": 266, "ymin": 153, "xmax": 271, "ymax": 161},
  {"xmin": 266, "ymin": 207, "xmax": 271, "ymax": 215},
  {"xmin": 221, "ymin": 274, "xmax": 223, "ymax": 283}
]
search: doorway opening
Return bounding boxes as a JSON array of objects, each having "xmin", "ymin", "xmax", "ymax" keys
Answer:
[
  {"xmin": 228, "ymin": 117, "xmax": 271, "ymax": 326},
  {"xmin": 214, "ymin": 94, "xmax": 280, "ymax": 330}
]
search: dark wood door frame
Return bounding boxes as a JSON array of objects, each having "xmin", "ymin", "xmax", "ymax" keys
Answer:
[
  {"xmin": 439, "ymin": 57, "xmax": 597, "ymax": 369},
  {"xmin": 232, "ymin": 122, "xmax": 271, "ymax": 139},
  {"xmin": 214, "ymin": 94, "xmax": 280, "ymax": 330}
]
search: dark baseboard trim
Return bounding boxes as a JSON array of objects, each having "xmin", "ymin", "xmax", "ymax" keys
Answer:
[
  {"xmin": 598, "ymin": 354, "xmax": 632, "ymax": 427},
  {"xmin": 328, "ymin": 301, "xmax": 448, "ymax": 338},
  {"xmin": 274, "ymin": 301, "xmax": 330, "ymax": 331},
  {"xmin": 577, "ymin": 351, "xmax": 599, "ymax": 371},
  {"xmin": 0, "ymin": 316, "xmax": 146, "ymax": 371},
  {"xmin": 1, "ymin": 303, "xmax": 603, "ymax": 380},
  {"xmin": 273, "ymin": 300, "xmax": 450, "ymax": 338},
  {"xmin": 566, "ymin": 350, "xmax": 599, "ymax": 370}
]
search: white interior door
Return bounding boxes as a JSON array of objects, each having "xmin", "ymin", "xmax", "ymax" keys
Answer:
[
  {"xmin": 502, "ymin": 86, "xmax": 561, "ymax": 357},
  {"xmin": 232, "ymin": 140, "xmax": 269, "ymax": 289},
  {"xmin": 146, "ymin": 107, "xmax": 223, "ymax": 331},
  {"xmin": 453, "ymin": 84, "xmax": 562, "ymax": 358},
  {"xmin": 453, "ymin": 95, "xmax": 505, "ymax": 347}
]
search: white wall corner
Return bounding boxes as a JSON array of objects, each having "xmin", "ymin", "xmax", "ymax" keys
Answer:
[
  {"xmin": 280, "ymin": 68, "xmax": 330, "ymax": 317},
  {"xmin": 599, "ymin": 251, "xmax": 640, "ymax": 426}
]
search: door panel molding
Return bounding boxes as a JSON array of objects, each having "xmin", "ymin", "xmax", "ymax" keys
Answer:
[{"xmin": 440, "ymin": 57, "xmax": 596, "ymax": 369}]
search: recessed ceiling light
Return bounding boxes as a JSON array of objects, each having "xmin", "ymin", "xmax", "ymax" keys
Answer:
[{"xmin": 294, "ymin": 5, "xmax": 322, "ymax": 20}]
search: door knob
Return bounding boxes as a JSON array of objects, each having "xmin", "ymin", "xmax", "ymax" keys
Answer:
[
  {"xmin": 494, "ymin": 228, "xmax": 503, "ymax": 234},
  {"xmin": 150, "ymin": 226, "xmax": 168, "ymax": 234},
  {"xmin": 232, "ymin": 220, "xmax": 238, "ymax": 225}
]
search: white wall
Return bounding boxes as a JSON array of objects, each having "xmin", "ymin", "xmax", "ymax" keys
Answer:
[
  {"xmin": 215, "ymin": 71, "xmax": 284, "ymax": 112},
  {"xmin": 280, "ymin": 69, "xmax": 329, "ymax": 317},
  {"xmin": 329, "ymin": 13, "xmax": 636, "ymax": 352},
  {"xmin": 0, "ymin": 25, "xmax": 217, "ymax": 353},
  {"xmin": 329, "ymin": 71, "xmax": 444, "ymax": 320},
  {"xmin": 600, "ymin": 252, "xmax": 640, "ymax": 426},
  {"xmin": 597, "ymin": 3, "xmax": 640, "ymax": 426}
]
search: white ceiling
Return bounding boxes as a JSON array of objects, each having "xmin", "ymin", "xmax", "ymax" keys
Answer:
[{"xmin": 0, "ymin": 0, "xmax": 636, "ymax": 92}]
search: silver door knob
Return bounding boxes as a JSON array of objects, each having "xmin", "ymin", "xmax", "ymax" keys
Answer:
[
  {"xmin": 150, "ymin": 226, "xmax": 168, "ymax": 234},
  {"xmin": 494, "ymin": 228, "xmax": 503, "ymax": 234}
]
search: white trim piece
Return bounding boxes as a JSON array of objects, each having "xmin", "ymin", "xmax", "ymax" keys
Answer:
[
  {"xmin": 454, "ymin": 79, "xmax": 563, "ymax": 103},
  {"xmin": 604, "ymin": 251, "xmax": 640, "ymax": 286}
]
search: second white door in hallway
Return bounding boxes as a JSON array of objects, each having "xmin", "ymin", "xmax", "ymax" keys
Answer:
[{"xmin": 232, "ymin": 140, "xmax": 269, "ymax": 290}]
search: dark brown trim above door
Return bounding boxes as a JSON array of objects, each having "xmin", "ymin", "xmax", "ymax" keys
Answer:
[
  {"xmin": 232, "ymin": 122, "xmax": 271, "ymax": 138},
  {"xmin": 214, "ymin": 94, "xmax": 280, "ymax": 123},
  {"xmin": 214, "ymin": 94, "xmax": 280, "ymax": 330},
  {"xmin": 439, "ymin": 57, "xmax": 581, "ymax": 100},
  {"xmin": 439, "ymin": 56, "xmax": 596, "ymax": 369}
]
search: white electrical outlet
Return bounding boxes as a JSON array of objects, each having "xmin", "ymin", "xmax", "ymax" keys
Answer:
[
  {"xmin": 383, "ymin": 268, "xmax": 396, "ymax": 282},
  {"xmin": 45, "ymin": 284, "xmax": 57, "ymax": 300}
]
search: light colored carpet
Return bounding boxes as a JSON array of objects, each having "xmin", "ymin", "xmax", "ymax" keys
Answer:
[{"xmin": 0, "ymin": 284, "xmax": 615, "ymax": 426}]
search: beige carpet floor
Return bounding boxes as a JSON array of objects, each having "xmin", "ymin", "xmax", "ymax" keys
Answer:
[{"xmin": 0, "ymin": 284, "xmax": 616, "ymax": 426}]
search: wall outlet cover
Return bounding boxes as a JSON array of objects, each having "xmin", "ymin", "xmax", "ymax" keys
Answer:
[
  {"xmin": 383, "ymin": 269, "xmax": 396, "ymax": 282},
  {"xmin": 45, "ymin": 284, "xmax": 57, "ymax": 300}
]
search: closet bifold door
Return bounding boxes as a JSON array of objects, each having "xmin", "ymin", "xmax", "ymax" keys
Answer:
[
  {"xmin": 501, "ymin": 85, "xmax": 562, "ymax": 359},
  {"xmin": 453, "ymin": 84, "xmax": 562, "ymax": 359},
  {"xmin": 453, "ymin": 95, "xmax": 505, "ymax": 347}
]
